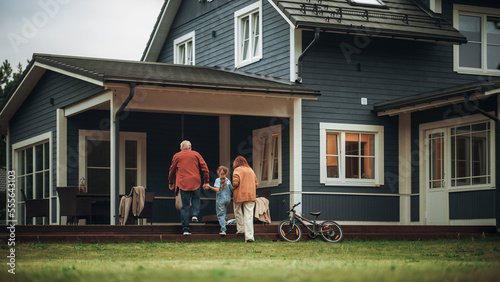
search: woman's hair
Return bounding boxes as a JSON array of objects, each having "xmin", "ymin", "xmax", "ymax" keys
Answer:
[
  {"xmin": 217, "ymin": 166, "xmax": 229, "ymax": 190},
  {"xmin": 233, "ymin": 155, "xmax": 249, "ymax": 169}
]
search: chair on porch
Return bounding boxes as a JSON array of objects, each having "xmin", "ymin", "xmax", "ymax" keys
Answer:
[
  {"xmin": 134, "ymin": 191, "xmax": 155, "ymax": 225},
  {"xmin": 21, "ymin": 189, "xmax": 50, "ymax": 224},
  {"xmin": 56, "ymin": 186, "xmax": 92, "ymax": 225}
]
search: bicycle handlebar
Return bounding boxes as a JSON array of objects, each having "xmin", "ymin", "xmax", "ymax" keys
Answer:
[{"xmin": 290, "ymin": 202, "xmax": 301, "ymax": 211}]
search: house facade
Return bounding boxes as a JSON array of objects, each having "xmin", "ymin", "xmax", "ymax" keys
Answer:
[
  {"xmin": 142, "ymin": 0, "xmax": 499, "ymax": 228},
  {"xmin": 2, "ymin": 0, "xmax": 499, "ymax": 228}
]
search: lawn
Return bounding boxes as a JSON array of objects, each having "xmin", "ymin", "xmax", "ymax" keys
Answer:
[{"xmin": 2, "ymin": 237, "xmax": 500, "ymax": 282}]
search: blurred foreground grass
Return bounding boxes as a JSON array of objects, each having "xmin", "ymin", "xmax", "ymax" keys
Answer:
[{"xmin": 1, "ymin": 237, "xmax": 500, "ymax": 282}]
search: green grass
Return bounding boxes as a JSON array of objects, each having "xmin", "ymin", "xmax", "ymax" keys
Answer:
[{"xmin": 2, "ymin": 238, "xmax": 500, "ymax": 282}]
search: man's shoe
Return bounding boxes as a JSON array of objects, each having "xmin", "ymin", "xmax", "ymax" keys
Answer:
[
  {"xmin": 191, "ymin": 216, "xmax": 198, "ymax": 222},
  {"xmin": 183, "ymin": 231, "xmax": 192, "ymax": 236},
  {"xmin": 245, "ymin": 239, "xmax": 254, "ymax": 243},
  {"xmin": 219, "ymin": 231, "xmax": 226, "ymax": 236}
]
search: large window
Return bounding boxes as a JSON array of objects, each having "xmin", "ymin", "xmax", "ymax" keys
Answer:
[
  {"xmin": 450, "ymin": 122, "xmax": 491, "ymax": 187},
  {"xmin": 320, "ymin": 123, "xmax": 384, "ymax": 186},
  {"xmin": 79, "ymin": 130, "xmax": 146, "ymax": 195},
  {"xmin": 423, "ymin": 116, "xmax": 494, "ymax": 191},
  {"xmin": 13, "ymin": 132, "xmax": 52, "ymax": 224},
  {"xmin": 454, "ymin": 5, "xmax": 500, "ymax": 75},
  {"xmin": 253, "ymin": 124, "xmax": 282, "ymax": 187},
  {"xmin": 174, "ymin": 31, "xmax": 195, "ymax": 65},
  {"xmin": 234, "ymin": 2, "xmax": 262, "ymax": 68}
]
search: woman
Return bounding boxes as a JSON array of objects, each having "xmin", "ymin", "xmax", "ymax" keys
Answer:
[{"xmin": 232, "ymin": 156, "xmax": 258, "ymax": 242}]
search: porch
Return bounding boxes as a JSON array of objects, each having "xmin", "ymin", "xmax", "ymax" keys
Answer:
[
  {"xmin": 3, "ymin": 224, "xmax": 497, "ymax": 242},
  {"xmin": 8, "ymin": 54, "xmax": 320, "ymax": 226}
]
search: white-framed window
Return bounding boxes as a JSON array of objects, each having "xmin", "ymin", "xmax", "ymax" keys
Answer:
[
  {"xmin": 234, "ymin": 1, "xmax": 262, "ymax": 68},
  {"xmin": 421, "ymin": 114, "xmax": 495, "ymax": 191},
  {"xmin": 253, "ymin": 124, "xmax": 282, "ymax": 187},
  {"xmin": 320, "ymin": 123, "xmax": 384, "ymax": 186},
  {"xmin": 12, "ymin": 132, "xmax": 53, "ymax": 224},
  {"xmin": 451, "ymin": 122, "xmax": 491, "ymax": 187},
  {"xmin": 174, "ymin": 31, "xmax": 195, "ymax": 65},
  {"xmin": 453, "ymin": 5, "xmax": 500, "ymax": 76},
  {"xmin": 79, "ymin": 130, "xmax": 147, "ymax": 195}
]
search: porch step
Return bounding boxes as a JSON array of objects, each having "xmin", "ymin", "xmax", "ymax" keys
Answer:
[{"xmin": 1, "ymin": 224, "xmax": 497, "ymax": 243}]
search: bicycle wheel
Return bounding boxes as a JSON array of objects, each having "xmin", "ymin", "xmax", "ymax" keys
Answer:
[
  {"xmin": 278, "ymin": 220, "xmax": 302, "ymax": 242},
  {"xmin": 320, "ymin": 221, "xmax": 343, "ymax": 242}
]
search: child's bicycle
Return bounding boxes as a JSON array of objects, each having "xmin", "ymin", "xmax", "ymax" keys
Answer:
[{"xmin": 278, "ymin": 202, "xmax": 343, "ymax": 243}]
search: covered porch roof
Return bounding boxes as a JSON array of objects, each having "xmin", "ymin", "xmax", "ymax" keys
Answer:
[
  {"xmin": 373, "ymin": 79, "xmax": 500, "ymax": 116},
  {"xmin": 0, "ymin": 54, "xmax": 320, "ymax": 132}
]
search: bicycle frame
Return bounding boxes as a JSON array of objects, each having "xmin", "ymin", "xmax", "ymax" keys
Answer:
[{"xmin": 290, "ymin": 209, "xmax": 320, "ymax": 234}]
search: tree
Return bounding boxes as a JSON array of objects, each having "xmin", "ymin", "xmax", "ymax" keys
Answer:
[
  {"xmin": 0, "ymin": 60, "xmax": 25, "ymax": 172},
  {"xmin": 0, "ymin": 60, "xmax": 24, "ymax": 104}
]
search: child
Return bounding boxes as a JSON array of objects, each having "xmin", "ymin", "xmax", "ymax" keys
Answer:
[{"xmin": 204, "ymin": 166, "xmax": 233, "ymax": 235}]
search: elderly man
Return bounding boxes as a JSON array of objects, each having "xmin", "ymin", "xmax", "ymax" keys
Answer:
[{"xmin": 169, "ymin": 140, "xmax": 210, "ymax": 235}]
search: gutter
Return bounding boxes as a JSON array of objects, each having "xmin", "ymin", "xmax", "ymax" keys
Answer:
[
  {"xmin": 296, "ymin": 27, "xmax": 320, "ymax": 83},
  {"xmin": 464, "ymin": 94, "xmax": 500, "ymax": 233},
  {"xmin": 112, "ymin": 82, "xmax": 136, "ymax": 225}
]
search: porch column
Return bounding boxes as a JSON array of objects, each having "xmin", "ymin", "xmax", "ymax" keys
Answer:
[
  {"xmin": 110, "ymin": 98, "xmax": 119, "ymax": 225},
  {"xmin": 56, "ymin": 109, "xmax": 67, "ymax": 187},
  {"xmin": 399, "ymin": 113, "xmax": 412, "ymax": 225},
  {"xmin": 290, "ymin": 98, "xmax": 302, "ymax": 213},
  {"xmin": 219, "ymin": 115, "xmax": 231, "ymax": 168}
]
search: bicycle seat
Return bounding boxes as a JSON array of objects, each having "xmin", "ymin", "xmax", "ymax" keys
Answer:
[{"xmin": 310, "ymin": 212, "xmax": 321, "ymax": 217}]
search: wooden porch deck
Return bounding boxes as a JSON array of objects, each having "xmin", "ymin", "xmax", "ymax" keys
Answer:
[{"xmin": 1, "ymin": 224, "xmax": 498, "ymax": 243}]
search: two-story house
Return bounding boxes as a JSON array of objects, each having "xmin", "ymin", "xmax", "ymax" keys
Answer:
[{"xmin": 2, "ymin": 0, "xmax": 499, "ymax": 229}]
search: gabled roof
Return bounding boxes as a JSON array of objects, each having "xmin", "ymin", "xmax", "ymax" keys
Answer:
[
  {"xmin": 141, "ymin": 0, "xmax": 181, "ymax": 62},
  {"xmin": 270, "ymin": 0, "xmax": 466, "ymax": 44},
  {"xmin": 30, "ymin": 54, "xmax": 319, "ymax": 95},
  {"xmin": 374, "ymin": 79, "xmax": 500, "ymax": 116}
]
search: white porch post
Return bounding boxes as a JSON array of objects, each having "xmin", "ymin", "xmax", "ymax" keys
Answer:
[
  {"xmin": 110, "ymin": 98, "xmax": 118, "ymax": 225},
  {"xmin": 56, "ymin": 109, "xmax": 67, "ymax": 187},
  {"xmin": 399, "ymin": 113, "xmax": 412, "ymax": 225},
  {"xmin": 219, "ymin": 115, "xmax": 231, "ymax": 168},
  {"xmin": 290, "ymin": 98, "xmax": 303, "ymax": 213}
]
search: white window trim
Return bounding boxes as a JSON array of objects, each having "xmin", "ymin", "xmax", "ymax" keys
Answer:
[
  {"xmin": 419, "ymin": 114, "xmax": 496, "ymax": 193},
  {"xmin": 78, "ymin": 130, "xmax": 147, "ymax": 195},
  {"xmin": 453, "ymin": 4, "xmax": 500, "ymax": 77},
  {"xmin": 234, "ymin": 1, "xmax": 263, "ymax": 68},
  {"xmin": 253, "ymin": 124, "xmax": 282, "ymax": 188},
  {"xmin": 12, "ymin": 132, "xmax": 53, "ymax": 224},
  {"xmin": 320, "ymin": 123, "xmax": 384, "ymax": 187},
  {"xmin": 173, "ymin": 31, "xmax": 195, "ymax": 65}
]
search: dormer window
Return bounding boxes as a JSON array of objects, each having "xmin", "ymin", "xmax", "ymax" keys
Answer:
[{"xmin": 348, "ymin": 0, "xmax": 387, "ymax": 8}]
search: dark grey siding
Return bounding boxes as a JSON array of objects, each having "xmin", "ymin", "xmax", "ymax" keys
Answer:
[
  {"xmin": 303, "ymin": 194, "xmax": 400, "ymax": 222},
  {"xmin": 10, "ymin": 71, "xmax": 103, "ymax": 199},
  {"xmin": 158, "ymin": 0, "xmax": 291, "ymax": 79},
  {"xmin": 449, "ymin": 190, "xmax": 496, "ymax": 219}
]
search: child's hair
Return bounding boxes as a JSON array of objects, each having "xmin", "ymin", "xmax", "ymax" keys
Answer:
[{"xmin": 217, "ymin": 166, "xmax": 229, "ymax": 190}]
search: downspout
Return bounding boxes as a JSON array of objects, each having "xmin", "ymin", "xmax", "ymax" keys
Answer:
[
  {"xmin": 296, "ymin": 27, "xmax": 320, "ymax": 83},
  {"xmin": 464, "ymin": 94, "xmax": 500, "ymax": 233},
  {"xmin": 113, "ymin": 82, "xmax": 136, "ymax": 224}
]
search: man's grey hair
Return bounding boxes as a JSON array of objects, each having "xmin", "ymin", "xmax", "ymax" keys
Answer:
[{"xmin": 180, "ymin": 140, "xmax": 191, "ymax": 149}]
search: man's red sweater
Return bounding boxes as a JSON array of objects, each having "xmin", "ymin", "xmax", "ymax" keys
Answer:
[{"xmin": 168, "ymin": 148, "xmax": 209, "ymax": 191}]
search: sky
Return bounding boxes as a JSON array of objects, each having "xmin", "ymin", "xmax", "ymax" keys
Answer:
[{"xmin": 0, "ymin": 0, "xmax": 165, "ymax": 70}]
